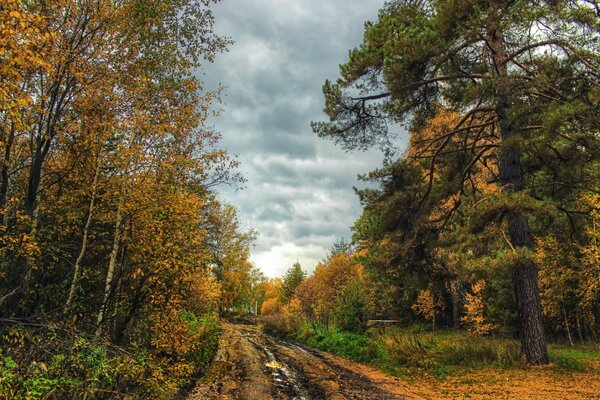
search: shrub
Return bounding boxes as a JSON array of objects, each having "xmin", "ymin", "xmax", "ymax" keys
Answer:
[
  {"xmin": 262, "ymin": 313, "xmax": 298, "ymax": 337},
  {"xmin": 0, "ymin": 316, "xmax": 220, "ymax": 400},
  {"xmin": 334, "ymin": 279, "xmax": 368, "ymax": 333}
]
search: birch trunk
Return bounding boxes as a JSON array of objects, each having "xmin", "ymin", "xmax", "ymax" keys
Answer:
[{"xmin": 65, "ymin": 163, "xmax": 101, "ymax": 313}]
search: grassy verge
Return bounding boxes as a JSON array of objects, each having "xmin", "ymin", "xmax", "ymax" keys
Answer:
[{"xmin": 263, "ymin": 315, "xmax": 600, "ymax": 378}]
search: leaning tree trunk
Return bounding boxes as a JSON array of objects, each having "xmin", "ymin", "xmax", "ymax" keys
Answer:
[
  {"xmin": 489, "ymin": 20, "xmax": 548, "ymax": 365},
  {"xmin": 95, "ymin": 199, "xmax": 123, "ymax": 336},
  {"xmin": 95, "ymin": 131, "xmax": 136, "ymax": 337},
  {"xmin": 65, "ymin": 162, "xmax": 101, "ymax": 314}
]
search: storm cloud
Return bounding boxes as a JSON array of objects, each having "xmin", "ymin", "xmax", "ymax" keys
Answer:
[{"xmin": 203, "ymin": 0, "xmax": 403, "ymax": 277}]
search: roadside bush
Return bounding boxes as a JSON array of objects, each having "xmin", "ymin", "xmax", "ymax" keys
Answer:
[
  {"xmin": 293, "ymin": 323, "xmax": 383, "ymax": 364},
  {"xmin": 262, "ymin": 313, "xmax": 299, "ymax": 337},
  {"xmin": 334, "ymin": 279, "xmax": 368, "ymax": 333},
  {"xmin": 0, "ymin": 316, "xmax": 220, "ymax": 400}
]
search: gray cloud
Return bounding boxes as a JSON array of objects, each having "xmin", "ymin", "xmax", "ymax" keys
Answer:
[{"xmin": 202, "ymin": 0, "xmax": 406, "ymax": 277}]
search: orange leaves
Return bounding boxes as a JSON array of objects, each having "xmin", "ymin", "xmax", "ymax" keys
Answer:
[
  {"xmin": 405, "ymin": 106, "xmax": 500, "ymax": 228},
  {"xmin": 292, "ymin": 252, "xmax": 366, "ymax": 326},
  {"xmin": 0, "ymin": 0, "xmax": 51, "ymax": 124},
  {"xmin": 411, "ymin": 286, "xmax": 445, "ymax": 330},
  {"xmin": 260, "ymin": 278, "xmax": 283, "ymax": 315},
  {"xmin": 461, "ymin": 280, "xmax": 497, "ymax": 336}
]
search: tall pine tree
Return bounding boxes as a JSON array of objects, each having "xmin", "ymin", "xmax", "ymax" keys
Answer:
[{"xmin": 314, "ymin": 0, "xmax": 599, "ymax": 364}]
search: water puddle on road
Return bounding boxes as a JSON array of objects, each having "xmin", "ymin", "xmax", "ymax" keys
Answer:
[{"xmin": 261, "ymin": 345, "xmax": 310, "ymax": 400}]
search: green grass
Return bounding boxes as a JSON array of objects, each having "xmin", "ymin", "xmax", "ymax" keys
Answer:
[
  {"xmin": 273, "ymin": 320, "xmax": 600, "ymax": 378},
  {"xmin": 296, "ymin": 325, "xmax": 384, "ymax": 363},
  {"xmin": 548, "ymin": 344, "xmax": 600, "ymax": 372}
]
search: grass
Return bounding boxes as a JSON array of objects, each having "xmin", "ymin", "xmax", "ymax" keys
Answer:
[
  {"xmin": 548, "ymin": 344, "xmax": 600, "ymax": 372},
  {"xmin": 262, "ymin": 317, "xmax": 600, "ymax": 399},
  {"xmin": 269, "ymin": 318, "xmax": 600, "ymax": 378},
  {"xmin": 296, "ymin": 325, "xmax": 383, "ymax": 363}
]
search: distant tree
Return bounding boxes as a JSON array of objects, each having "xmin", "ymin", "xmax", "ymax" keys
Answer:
[
  {"xmin": 329, "ymin": 237, "xmax": 352, "ymax": 257},
  {"xmin": 260, "ymin": 278, "xmax": 283, "ymax": 316},
  {"xmin": 280, "ymin": 262, "xmax": 306, "ymax": 304}
]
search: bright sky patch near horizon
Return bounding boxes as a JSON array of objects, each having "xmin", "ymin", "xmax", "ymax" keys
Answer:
[{"xmin": 204, "ymin": 0, "xmax": 399, "ymax": 278}]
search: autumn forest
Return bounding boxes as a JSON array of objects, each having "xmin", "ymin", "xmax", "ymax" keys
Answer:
[{"xmin": 1, "ymin": 0, "xmax": 599, "ymax": 399}]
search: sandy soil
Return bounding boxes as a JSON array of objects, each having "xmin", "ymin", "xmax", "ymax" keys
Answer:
[{"xmin": 187, "ymin": 323, "xmax": 600, "ymax": 400}]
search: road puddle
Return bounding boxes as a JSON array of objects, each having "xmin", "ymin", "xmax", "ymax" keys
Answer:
[
  {"xmin": 257, "ymin": 342, "xmax": 310, "ymax": 400},
  {"xmin": 266, "ymin": 360, "xmax": 285, "ymax": 369}
]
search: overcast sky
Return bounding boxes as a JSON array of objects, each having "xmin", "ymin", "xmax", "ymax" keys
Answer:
[{"xmin": 203, "ymin": 0, "xmax": 399, "ymax": 278}]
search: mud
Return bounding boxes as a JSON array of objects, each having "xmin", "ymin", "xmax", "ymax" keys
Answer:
[{"xmin": 187, "ymin": 323, "xmax": 426, "ymax": 400}]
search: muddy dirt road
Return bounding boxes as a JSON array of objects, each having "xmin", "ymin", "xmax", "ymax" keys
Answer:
[{"xmin": 187, "ymin": 323, "xmax": 428, "ymax": 400}]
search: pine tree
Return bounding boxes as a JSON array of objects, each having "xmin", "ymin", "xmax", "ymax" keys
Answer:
[{"xmin": 314, "ymin": 0, "xmax": 599, "ymax": 364}]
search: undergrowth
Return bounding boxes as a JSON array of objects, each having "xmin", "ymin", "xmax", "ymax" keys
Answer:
[{"xmin": 0, "ymin": 315, "xmax": 220, "ymax": 400}]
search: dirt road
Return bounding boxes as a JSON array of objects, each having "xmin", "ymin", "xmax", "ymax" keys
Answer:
[{"xmin": 187, "ymin": 323, "xmax": 428, "ymax": 400}]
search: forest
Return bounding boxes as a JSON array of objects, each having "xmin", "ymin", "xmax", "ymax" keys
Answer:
[{"xmin": 1, "ymin": 0, "xmax": 599, "ymax": 399}]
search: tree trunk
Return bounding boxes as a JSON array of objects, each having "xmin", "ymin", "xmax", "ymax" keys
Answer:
[
  {"xmin": 496, "ymin": 90, "xmax": 548, "ymax": 364},
  {"xmin": 497, "ymin": 100, "xmax": 549, "ymax": 364},
  {"xmin": 0, "ymin": 121, "xmax": 16, "ymax": 224},
  {"xmin": 563, "ymin": 307, "xmax": 574, "ymax": 347},
  {"xmin": 95, "ymin": 131, "xmax": 136, "ymax": 336},
  {"xmin": 576, "ymin": 313, "xmax": 584, "ymax": 344},
  {"xmin": 489, "ymin": 16, "xmax": 548, "ymax": 365},
  {"xmin": 450, "ymin": 280, "xmax": 464, "ymax": 330},
  {"xmin": 95, "ymin": 200, "xmax": 123, "ymax": 336},
  {"xmin": 65, "ymin": 162, "xmax": 101, "ymax": 313}
]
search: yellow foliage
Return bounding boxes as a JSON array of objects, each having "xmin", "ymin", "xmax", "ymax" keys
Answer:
[
  {"xmin": 412, "ymin": 287, "xmax": 444, "ymax": 328},
  {"xmin": 260, "ymin": 278, "xmax": 282, "ymax": 315},
  {"xmin": 461, "ymin": 280, "xmax": 497, "ymax": 335},
  {"xmin": 293, "ymin": 252, "xmax": 365, "ymax": 326}
]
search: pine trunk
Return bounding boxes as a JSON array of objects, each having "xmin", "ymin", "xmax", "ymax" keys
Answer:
[
  {"xmin": 497, "ymin": 91, "xmax": 548, "ymax": 365},
  {"xmin": 450, "ymin": 280, "xmax": 464, "ymax": 330},
  {"xmin": 489, "ymin": 16, "xmax": 548, "ymax": 365}
]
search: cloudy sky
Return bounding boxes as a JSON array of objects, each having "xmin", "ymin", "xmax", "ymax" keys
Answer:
[{"xmin": 203, "ymin": 0, "xmax": 400, "ymax": 278}]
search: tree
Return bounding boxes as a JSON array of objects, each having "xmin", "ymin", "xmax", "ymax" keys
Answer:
[
  {"xmin": 0, "ymin": 0, "xmax": 235, "ymax": 339},
  {"xmin": 260, "ymin": 278, "xmax": 283, "ymax": 315},
  {"xmin": 204, "ymin": 201, "xmax": 258, "ymax": 313},
  {"xmin": 314, "ymin": 0, "xmax": 599, "ymax": 364},
  {"xmin": 280, "ymin": 262, "xmax": 306, "ymax": 304},
  {"xmin": 412, "ymin": 285, "xmax": 444, "ymax": 331},
  {"xmin": 461, "ymin": 280, "xmax": 497, "ymax": 336}
]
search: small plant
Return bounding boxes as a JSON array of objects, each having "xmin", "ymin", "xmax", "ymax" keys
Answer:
[{"xmin": 552, "ymin": 354, "xmax": 586, "ymax": 372}]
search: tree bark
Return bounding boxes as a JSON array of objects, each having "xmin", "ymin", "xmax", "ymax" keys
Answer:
[
  {"xmin": 489, "ymin": 13, "xmax": 548, "ymax": 364},
  {"xmin": 95, "ymin": 131, "xmax": 136, "ymax": 336},
  {"xmin": 95, "ymin": 200, "xmax": 123, "ymax": 336},
  {"xmin": 450, "ymin": 279, "xmax": 464, "ymax": 330},
  {"xmin": 65, "ymin": 162, "xmax": 101, "ymax": 313}
]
